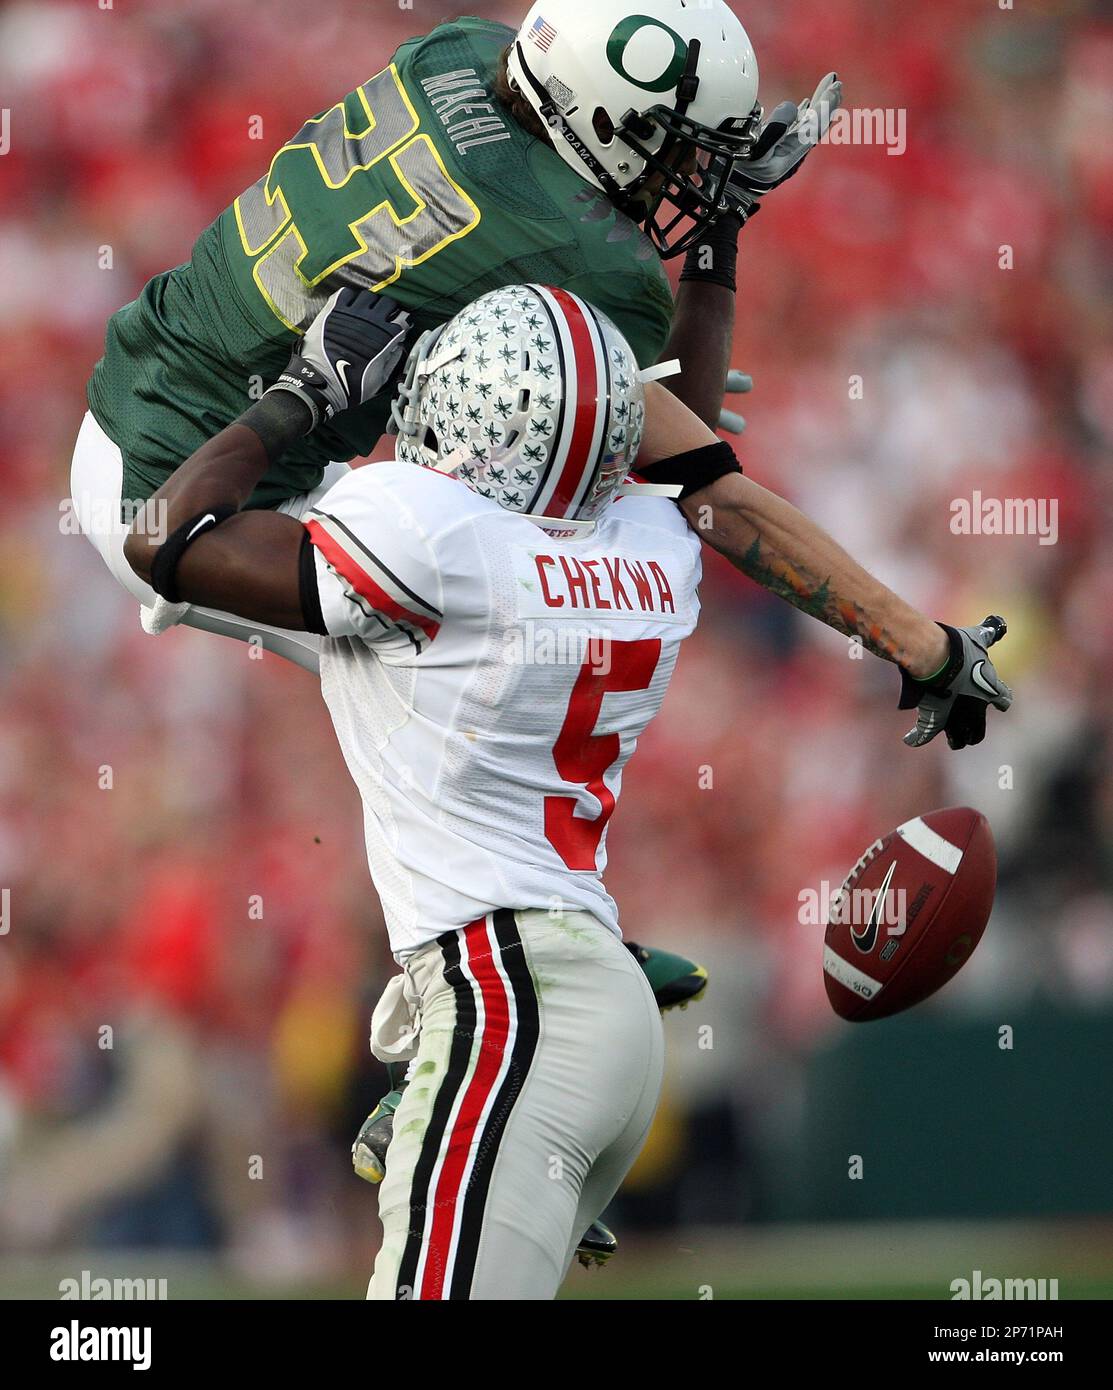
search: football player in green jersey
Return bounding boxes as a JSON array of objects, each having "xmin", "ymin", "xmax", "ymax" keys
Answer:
[
  {"xmin": 71, "ymin": 0, "xmax": 839, "ymax": 1268},
  {"xmin": 74, "ymin": 0, "xmax": 839, "ymax": 668}
]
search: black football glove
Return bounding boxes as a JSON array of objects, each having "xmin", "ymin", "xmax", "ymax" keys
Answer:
[
  {"xmin": 720, "ymin": 72, "xmax": 843, "ymax": 225},
  {"xmin": 899, "ymin": 616, "xmax": 1014, "ymax": 750},
  {"xmin": 264, "ymin": 287, "xmax": 411, "ymax": 430}
]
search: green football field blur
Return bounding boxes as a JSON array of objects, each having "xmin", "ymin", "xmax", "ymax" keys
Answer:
[{"xmin": 4, "ymin": 1222, "xmax": 1112, "ymax": 1300}]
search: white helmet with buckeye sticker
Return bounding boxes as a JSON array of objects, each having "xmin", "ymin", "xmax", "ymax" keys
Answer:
[
  {"xmin": 506, "ymin": 0, "xmax": 760, "ymax": 257},
  {"xmin": 391, "ymin": 284, "xmax": 673, "ymax": 533}
]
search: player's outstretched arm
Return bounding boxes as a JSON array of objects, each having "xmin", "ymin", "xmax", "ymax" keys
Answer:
[
  {"xmin": 638, "ymin": 382, "xmax": 942, "ymax": 669},
  {"xmin": 690, "ymin": 468, "xmax": 950, "ymax": 676},
  {"xmin": 637, "ymin": 386, "xmax": 1013, "ymax": 748}
]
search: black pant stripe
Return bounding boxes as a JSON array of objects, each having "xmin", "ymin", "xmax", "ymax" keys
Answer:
[
  {"xmin": 394, "ymin": 929, "xmax": 477, "ymax": 1300},
  {"xmin": 447, "ymin": 909, "xmax": 542, "ymax": 1300}
]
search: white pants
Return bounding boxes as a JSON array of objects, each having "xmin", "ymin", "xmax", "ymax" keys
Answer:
[
  {"xmin": 68, "ymin": 411, "xmax": 349, "ymax": 674},
  {"xmin": 368, "ymin": 909, "xmax": 664, "ymax": 1301}
]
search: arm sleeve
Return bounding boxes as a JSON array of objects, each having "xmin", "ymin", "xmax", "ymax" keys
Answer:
[{"xmin": 302, "ymin": 468, "xmax": 444, "ymax": 652}]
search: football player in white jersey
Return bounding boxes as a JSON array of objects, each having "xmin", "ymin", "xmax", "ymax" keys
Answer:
[{"xmin": 120, "ymin": 287, "xmax": 1012, "ymax": 1299}]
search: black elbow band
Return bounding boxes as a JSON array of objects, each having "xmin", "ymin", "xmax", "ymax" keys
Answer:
[
  {"xmin": 638, "ymin": 441, "xmax": 742, "ymax": 501},
  {"xmin": 299, "ymin": 529, "xmax": 329, "ymax": 636},
  {"xmin": 150, "ymin": 505, "xmax": 237, "ymax": 602}
]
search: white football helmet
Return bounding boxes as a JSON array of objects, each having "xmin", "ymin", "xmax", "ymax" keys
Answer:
[
  {"xmin": 507, "ymin": 0, "xmax": 760, "ymax": 256},
  {"xmin": 391, "ymin": 285, "xmax": 654, "ymax": 532}
]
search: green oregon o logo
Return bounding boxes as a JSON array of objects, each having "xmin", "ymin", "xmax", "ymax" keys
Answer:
[
  {"xmin": 944, "ymin": 934, "xmax": 972, "ymax": 967},
  {"xmin": 606, "ymin": 15, "xmax": 689, "ymax": 93}
]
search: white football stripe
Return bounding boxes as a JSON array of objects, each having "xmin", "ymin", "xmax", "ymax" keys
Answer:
[
  {"xmin": 896, "ymin": 816, "xmax": 963, "ymax": 874},
  {"xmin": 638, "ymin": 358, "xmax": 681, "ymax": 384},
  {"xmin": 823, "ymin": 945, "xmax": 884, "ymax": 999}
]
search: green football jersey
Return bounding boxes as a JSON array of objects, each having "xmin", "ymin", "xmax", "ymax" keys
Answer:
[{"xmin": 87, "ymin": 16, "xmax": 675, "ymax": 512}]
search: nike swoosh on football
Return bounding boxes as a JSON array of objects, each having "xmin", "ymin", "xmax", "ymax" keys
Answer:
[{"xmin": 851, "ymin": 859, "xmax": 898, "ymax": 954}]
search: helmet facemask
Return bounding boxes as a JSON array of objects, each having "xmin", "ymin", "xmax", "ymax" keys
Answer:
[
  {"xmin": 612, "ymin": 79, "xmax": 764, "ymax": 256},
  {"xmin": 507, "ymin": 1, "xmax": 762, "ymax": 259}
]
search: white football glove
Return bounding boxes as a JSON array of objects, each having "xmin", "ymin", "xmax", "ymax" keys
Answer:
[{"xmin": 140, "ymin": 596, "xmax": 190, "ymax": 636}]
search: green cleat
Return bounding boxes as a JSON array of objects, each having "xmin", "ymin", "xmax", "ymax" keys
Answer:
[
  {"xmin": 625, "ymin": 941, "xmax": 708, "ymax": 1011},
  {"xmin": 352, "ymin": 1087, "xmax": 406, "ymax": 1185}
]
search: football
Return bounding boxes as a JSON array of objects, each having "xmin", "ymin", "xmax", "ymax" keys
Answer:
[{"xmin": 823, "ymin": 807, "xmax": 996, "ymax": 1022}]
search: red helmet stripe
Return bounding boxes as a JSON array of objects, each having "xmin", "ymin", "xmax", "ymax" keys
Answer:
[{"xmin": 544, "ymin": 287, "xmax": 605, "ymax": 518}]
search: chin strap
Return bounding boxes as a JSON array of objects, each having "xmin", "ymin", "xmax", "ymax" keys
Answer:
[
  {"xmin": 616, "ymin": 480, "xmax": 683, "ymax": 499},
  {"xmin": 639, "ymin": 359, "xmax": 681, "ymax": 385}
]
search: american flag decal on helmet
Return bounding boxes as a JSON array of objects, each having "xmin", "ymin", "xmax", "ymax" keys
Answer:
[{"xmin": 529, "ymin": 16, "xmax": 558, "ymax": 53}]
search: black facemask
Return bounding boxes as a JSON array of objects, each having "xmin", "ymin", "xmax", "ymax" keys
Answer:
[{"xmin": 614, "ymin": 102, "xmax": 761, "ymax": 257}]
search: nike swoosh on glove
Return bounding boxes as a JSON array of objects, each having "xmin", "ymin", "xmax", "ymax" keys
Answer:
[
  {"xmin": 264, "ymin": 287, "xmax": 412, "ymax": 430},
  {"xmin": 899, "ymin": 616, "xmax": 1014, "ymax": 749}
]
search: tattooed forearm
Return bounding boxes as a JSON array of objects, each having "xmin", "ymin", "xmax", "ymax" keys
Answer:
[{"xmin": 738, "ymin": 536, "xmax": 918, "ymax": 666}]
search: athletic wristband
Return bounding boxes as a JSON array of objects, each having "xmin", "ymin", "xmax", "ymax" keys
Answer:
[
  {"xmin": 679, "ymin": 211, "xmax": 743, "ymax": 293},
  {"xmin": 150, "ymin": 505, "xmax": 237, "ymax": 603},
  {"xmin": 897, "ymin": 624, "xmax": 962, "ymax": 709},
  {"xmin": 638, "ymin": 441, "xmax": 742, "ymax": 501},
  {"xmin": 244, "ymin": 388, "xmax": 317, "ymax": 463}
]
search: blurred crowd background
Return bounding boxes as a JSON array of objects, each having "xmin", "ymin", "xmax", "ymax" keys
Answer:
[{"xmin": 1, "ymin": 0, "xmax": 1111, "ymax": 1294}]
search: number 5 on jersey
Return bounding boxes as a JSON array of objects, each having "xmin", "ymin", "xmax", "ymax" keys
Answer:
[{"xmin": 545, "ymin": 638, "xmax": 662, "ymax": 871}]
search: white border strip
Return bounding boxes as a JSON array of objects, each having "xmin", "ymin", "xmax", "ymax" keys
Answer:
[
  {"xmin": 896, "ymin": 816, "xmax": 963, "ymax": 875},
  {"xmin": 823, "ymin": 945, "xmax": 884, "ymax": 1000}
]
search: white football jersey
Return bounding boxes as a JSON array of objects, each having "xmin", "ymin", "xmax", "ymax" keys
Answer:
[{"xmin": 305, "ymin": 461, "xmax": 701, "ymax": 960}]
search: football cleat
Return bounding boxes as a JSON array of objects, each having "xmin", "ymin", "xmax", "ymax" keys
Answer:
[
  {"xmin": 625, "ymin": 941, "xmax": 709, "ymax": 1011},
  {"xmin": 352, "ymin": 1087, "xmax": 406, "ymax": 1184},
  {"xmin": 575, "ymin": 1220, "xmax": 618, "ymax": 1269}
]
